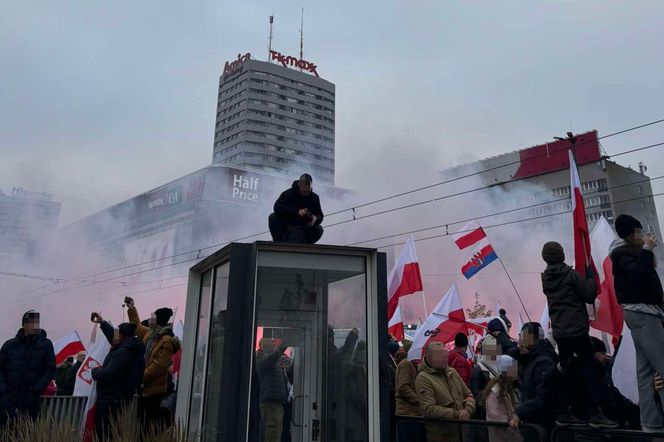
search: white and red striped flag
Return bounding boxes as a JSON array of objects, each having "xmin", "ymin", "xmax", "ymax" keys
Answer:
[
  {"xmin": 387, "ymin": 237, "xmax": 423, "ymax": 337},
  {"xmin": 407, "ymin": 284, "xmax": 483, "ymax": 360},
  {"xmin": 74, "ymin": 324, "xmax": 111, "ymax": 442},
  {"xmin": 388, "ymin": 306, "xmax": 405, "ymax": 342},
  {"xmin": 454, "ymin": 220, "xmax": 499, "ymax": 279},
  {"xmin": 53, "ymin": 330, "xmax": 85, "ymax": 366},
  {"xmin": 589, "ymin": 216, "xmax": 624, "ymax": 340}
]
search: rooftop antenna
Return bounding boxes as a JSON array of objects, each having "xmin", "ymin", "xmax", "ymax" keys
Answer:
[
  {"xmin": 267, "ymin": 14, "xmax": 274, "ymax": 61},
  {"xmin": 299, "ymin": 7, "xmax": 304, "ymax": 65}
]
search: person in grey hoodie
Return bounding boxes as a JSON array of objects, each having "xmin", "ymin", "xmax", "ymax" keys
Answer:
[{"xmin": 610, "ymin": 214, "xmax": 664, "ymax": 433}]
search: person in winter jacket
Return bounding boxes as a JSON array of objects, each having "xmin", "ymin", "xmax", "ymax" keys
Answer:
[
  {"xmin": 541, "ymin": 241, "xmax": 617, "ymax": 429},
  {"xmin": 257, "ymin": 338, "xmax": 292, "ymax": 442},
  {"xmin": 487, "ymin": 317, "xmax": 517, "ymax": 356},
  {"xmin": 90, "ymin": 313, "xmax": 145, "ymax": 438},
  {"xmin": 125, "ymin": 297, "xmax": 181, "ymax": 428},
  {"xmin": 269, "ymin": 173, "xmax": 324, "ymax": 244},
  {"xmin": 62, "ymin": 351, "xmax": 86, "ymax": 396},
  {"xmin": 470, "ymin": 335, "xmax": 501, "ymax": 420},
  {"xmin": 395, "ymin": 356, "xmax": 426, "ymax": 442},
  {"xmin": 513, "ymin": 322, "xmax": 558, "ymax": 431},
  {"xmin": 610, "ymin": 214, "xmax": 664, "ymax": 432},
  {"xmin": 415, "ymin": 342, "xmax": 476, "ymax": 442},
  {"xmin": 448, "ymin": 333, "xmax": 473, "ymax": 387},
  {"xmin": 55, "ymin": 356, "xmax": 74, "ymax": 396},
  {"xmin": 483, "ymin": 355, "xmax": 523, "ymax": 442},
  {"xmin": 0, "ymin": 310, "xmax": 55, "ymax": 426}
]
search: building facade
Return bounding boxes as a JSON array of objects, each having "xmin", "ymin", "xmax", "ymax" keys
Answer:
[
  {"xmin": 0, "ymin": 187, "xmax": 61, "ymax": 263},
  {"xmin": 213, "ymin": 52, "xmax": 336, "ymax": 184}
]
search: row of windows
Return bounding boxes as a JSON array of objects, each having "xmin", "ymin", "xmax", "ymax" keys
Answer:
[
  {"xmin": 245, "ymin": 131, "xmax": 334, "ymax": 156},
  {"xmin": 218, "ymin": 89, "xmax": 246, "ymax": 107},
  {"xmin": 245, "ymin": 119, "xmax": 334, "ymax": 143},
  {"xmin": 215, "ymin": 141, "xmax": 334, "ymax": 165},
  {"xmin": 588, "ymin": 211, "xmax": 614, "ymax": 222},
  {"xmin": 215, "ymin": 121, "xmax": 243, "ymax": 137},
  {"xmin": 551, "ymin": 179, "xmax": 608, "ymax": 197},
  {"xmin": 217, "ymin": 109, "xmax": 245, "ymax": 126},
  {"xmin": 249, "ymin": 78, "xmax": 335, "ymax": 105},
  {"xmin": 246, "ymin": 109, "xmax": 334, "ymax": 135},
  {"xmin": 251, "ymin": 70, "xmax": 335, "ymax": 97},
  {"xmin": 227, "ymin": 151, "xmax": 335, "ymax": 174},
  {"xmin": 218, "ymin": 99, "xmax": 246, "ymax": 116},
  {"xmin": 248, "ymin": 88, "xmax": 334, "ymax": 115},
  {"xmin": 585, "ymin": 195, "xmax": 610, "ymax": 207},
  {"xmin": 247, "ymin": 99, "xmax": 334, "ymax": 125},
  {"xmin": 218, "ymin": 79, "xmax": 247, "ymax": 97},
  {"xmin": 528, "ymin": 211, "xmax": 614, "ymax": 232}
]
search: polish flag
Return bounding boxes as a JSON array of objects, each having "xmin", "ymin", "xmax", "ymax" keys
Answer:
[
  {"xmin": 387, "ymin": 236, "xmax": 423, "ymax": 323},
  {"xmin": 407, "ymin": 284, "xmax": 482, "ymax": 360},
  {"xmin": 53, "ymin": 330, "xmax": 85, "ymax": 366},
  {"xmin": 588, "ymin": 217, "xmax": 624, "ymax": 339},
  {"xmin": 454, "ymin": 221, "xmax": 498, "ymax": 279},
  {"xmin": 388, "ymin": 306, "xmax": 405, "ymax": 342},
  {"xmin": 569, "ymin": 150, "xmax": 600, "ymax": 286},
  {"xmin": 540, "ymin": 303, "xmax": 550, "ymax": 330},
  {"xmin": 74, "ymin": 324, "xmax": 111, "ymax": 442},
  {"xmin": 612, "ymin": 323, "xmax": 638, "ymax": 404}
]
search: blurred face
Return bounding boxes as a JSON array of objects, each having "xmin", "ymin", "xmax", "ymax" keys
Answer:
[
  {"xmin": 298, "ymin": 181, "xmax": 312, "ymax": 196},
  {"xmin": 628, "ymin": 228, "xmax": 644, "ymax": 247},
  {"xmin": 24, "ymin": 317, "xmax": 40, "ymax": 335},
  {"xmin": 519, "ymin": 330, "xmax": 538, "ymax": 352},
  {"xmin": 148, "ymin": 313, "xmax": 157, "ymax": 329},
  {"xmin": 594, "ymin": 351, "xmax": 610, "ymax": 365},
  {"xmin": 482, "ymin": 341, "xmax": 501, "ymax": 361},
  {"xmin": 113, "ymin": 329, "xmax": 121, "ymax": 345},
  {"xmin": 426, "ymin": 345, "xmax": 449, "ymax": 370},
  {"xmin": 77, "ymin": 353, "xmax": 86, "ymax": 363},
  {"xmin": 502, "ymin": 358, "xmax": 519, "ymax": 380}
]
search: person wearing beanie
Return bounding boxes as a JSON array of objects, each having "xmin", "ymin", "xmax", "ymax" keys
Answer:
[
  {"xmin": 610, "ymin": 213, "xmax": 664, "ymax": 432},
  {"xmin": 487, "ymin": 317, "xmax": 518, "ymax": 356},
  {"xmin": 0, "ymin": 310, "xmax": 55, "ymax": 425},
  {"xmin": 541, "ymin": 242, "xmax": 617, "ymax": 428},
  {"xmin": 483, "ymin": 355, "xmax": 523, "ymax": 442},
  {"xmin": 124, "ymin": 297, "xmax": 181, "ymax": 427},
  {"xmin": 448, "ymin": 332, "xmax": 473, "ymax": 387},
  {"xmin": 90, "ymin": 312, "xmax": 145, "ymax": 438},
  {"xmin": 498, "ymin": 309, "xmax": 512, "ymax": 332}
]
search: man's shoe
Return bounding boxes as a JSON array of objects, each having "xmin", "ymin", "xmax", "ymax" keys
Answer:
[
  {"xmin": 588, "ymin": 412, "xmax": 619, "ymax": 429},
  {"xmin": 555, "ymin": 412, "xmax": 586, "ymax": 426}
]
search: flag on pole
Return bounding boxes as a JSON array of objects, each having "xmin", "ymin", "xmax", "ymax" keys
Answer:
[
  {"xmin": 407, "ymin": 284, "xmax": 482, "ymax": 360},
  {"xmin": 540, "ymin": 303, "xmax": 550, "ymax": 330},
  {"xmin": 53, "ymin": 330, "xmax": 85, "ymax": 366},
  {"xmin": 454, "ymin": 220, "xmax": 498, "ymax": 279},
  {"xmin": 74, "ymin": 324, "xmax": 111, "ymax": 442},
  {"xmin": 612, "ymin": 323, "xmax": 638, "ymax": 404},
  {"xmin": 569, "ymin": 150, "xmax": 600, "ymax": 286},
  {"xmin": 589, "ymin": 216, "xmax": 624, "ymax": 340},
  {"xmin": 387, "ymin": 236, "xmax": 423, "ymax": 325},
  {"xmin": 388, "ymin": 306, "xmax": 405, "ymax": 342}
]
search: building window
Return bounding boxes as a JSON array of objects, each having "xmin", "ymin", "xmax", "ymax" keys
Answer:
[{"xmin": 637, "ymin": 185, "xmax": 643, "ymax": 194}]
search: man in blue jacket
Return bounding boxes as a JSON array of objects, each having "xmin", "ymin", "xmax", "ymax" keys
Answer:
[{"xmin": 0, "ymin": 310, "xmax": 55, "ymax": 426}]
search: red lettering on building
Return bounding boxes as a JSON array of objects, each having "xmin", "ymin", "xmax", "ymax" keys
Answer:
[
  {"xmin": 269, "ymin": 50, "xmax": 319, "ymax": 77},
  {"xmin": 223, "ymin": 53, "xmax": 251, "ymax": 78}
]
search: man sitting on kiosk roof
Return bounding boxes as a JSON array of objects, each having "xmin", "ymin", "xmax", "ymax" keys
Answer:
[{"xmin": 269, "ymin": 173, "xmax": 324, "ymax": 244}]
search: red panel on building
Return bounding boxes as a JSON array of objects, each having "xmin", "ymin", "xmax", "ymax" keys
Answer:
[{"xmin": 512, "ymin": 130, "xmax": 600, "ymax": 180}]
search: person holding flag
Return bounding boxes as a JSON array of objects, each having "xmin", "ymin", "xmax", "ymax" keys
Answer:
[{"xmin": 540, "ymin": 241, "xmax": 617, "ymax": 428}]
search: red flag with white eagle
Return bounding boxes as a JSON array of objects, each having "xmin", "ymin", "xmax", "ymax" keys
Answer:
[
  {"xmin": 387, "ymin": 237, "xmax": 423, "ymax": 330},
  {"xmin": 589, "ymin": 216, "xmax": 624, "ymax": 339},
  {"xmin": 53, "ymin": 330, "xmax": 85, "ymax": 366},
  {"xmin": 569, "ymin": 150, "xmax": 600, "ymax": 287},
  {"xmin": 407, "ymin": 284, "xmax": 483, "ymax": 360}
]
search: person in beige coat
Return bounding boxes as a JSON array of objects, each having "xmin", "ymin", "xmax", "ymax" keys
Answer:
[
  {"xmin": 415, "ymin": 342, "xmax": 476, "ymax": 442},
  {"xmin": 484, "ymin": 355, "xmax": 523, "ymax": 442}
]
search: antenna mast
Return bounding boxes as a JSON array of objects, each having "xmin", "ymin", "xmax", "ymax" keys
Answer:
[
  {"xmin": 268, "ymin": 14, "xmax": 274, "ymax": 61},
  {"xmin": 299, "ymin": 7, "xmax": 304, "ymax": 65}
]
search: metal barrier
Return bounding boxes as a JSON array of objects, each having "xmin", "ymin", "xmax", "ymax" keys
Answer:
[
  {"xmin": 552, "ymin": 426, "xmax": 664, "ymax": 442},
  {"xmin": 396, "ymin": 415, "xmax": 547, "ymax": 442},
  {"xmin": 40, "ymin": 396, "xmax": 87, "ymax": 427}
]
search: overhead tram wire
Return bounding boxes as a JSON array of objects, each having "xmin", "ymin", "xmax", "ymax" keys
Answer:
[{"xmin": 9, "ymin": 120, "xmax": 664, "ymax": 298}]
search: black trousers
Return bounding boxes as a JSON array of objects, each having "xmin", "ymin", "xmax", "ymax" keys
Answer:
[
  {"xmin": 556, "ymin": 335, "xmax": 602, "ymax": 415},
  {"xmin": 268, "ymin": 213, "xmax": 323, "ymax": 244},
  {"xmin": 138, "ymin": 393, "xmax": 171, "ymax": 429}
]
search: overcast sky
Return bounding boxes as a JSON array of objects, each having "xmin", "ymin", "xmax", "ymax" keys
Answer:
[{"xmin": 2, "ymin": 0, "xmax": 664, "ymax": 225}]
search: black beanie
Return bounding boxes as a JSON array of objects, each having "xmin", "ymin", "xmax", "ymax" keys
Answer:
[
  {"xmin": 22, "ymin": 310, "xmax": 39, "ymax": 325},
  {"xmin": 615, "ymin": 214, "xmax": 642, "ymax": 239},
  {"xmin": 499, "ymin": 308, "xmax": 512, "ymax": 328},
  {"xmin": 542, "ymin": 241, "xmax": 565, "ymax": 264},
  {"xmin": 154, "ymin": 308, "xmax": 173, "ymax": 326},
  {"xmin": 454, "ymin": 332, "xmax": 469, "ymax": 348},
  {"xmin": 118, "ymin": 322, "xmax": 137, "ymax": 338}
]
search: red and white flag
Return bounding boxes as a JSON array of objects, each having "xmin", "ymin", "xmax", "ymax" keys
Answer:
[
  {"xmin": 387, "ymin": 236, "xmax": 423, "ymax": 327},
  {"xmin": 407, "ymin": 284, "xmax": 483, "ymax": 360},
  {"xmin": 388, "ymin": 306, "xmax": 405, "ymax": 342},
  {"xmin": 74, "ymin": 324, "xmax": 111, "ymax": 442},
  {"xmin": 612, "ymin": 323, "xmax": 638, "ymax": 404},
  {"xmin": 569, "ymin": 150, "xmax": 600, "ymax": 286},
  {"xmin": 53, "ymin": 330, "xmax": 85, "ymax": 366},
  {"xmin": 453, "ymin": 220, "xmax": 499, "ymax": 279},
  {"xmin": 589, "ymin": 216, "xmax": 624, "ymax": 339}
]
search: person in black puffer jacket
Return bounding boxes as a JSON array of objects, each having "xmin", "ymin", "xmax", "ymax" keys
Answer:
[
  {"xmin": 0, "ymin": 310, "xmax": 55, "ymax": 426},
  {"xmin": 541, "ymin": 241, "xmax": 617, "ymax": 428},
  {"xmin": 90, "ymin": 313, "xmax": 145, "ymax": 438},
  {"xmin": 269, "ymin": 173, "xmax": 324, "ymax": 244},
  {"xmin": 257, "ymin": 339, "xmax": 292, "ymax": 442}
]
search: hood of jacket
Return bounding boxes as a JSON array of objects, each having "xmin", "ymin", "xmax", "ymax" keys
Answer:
[
  {"xmin": 541, "ymin": 263, "xmax": 572, "ymax": 293},
  {"xmin": 609, "ymin": 238, "xmax": 628, "ymax": 255}
]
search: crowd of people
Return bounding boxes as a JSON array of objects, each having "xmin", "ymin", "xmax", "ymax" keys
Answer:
[
  {"xmin": 0, "ymin": 297, "xmax": 180, "ymax": 439},
  {"xmin": 392, "ymin": 213, "xmax": 660, "ymax": 441}
]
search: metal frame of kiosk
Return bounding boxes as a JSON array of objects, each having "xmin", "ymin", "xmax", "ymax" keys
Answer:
[{"xmin": 176, "ymin": 241, "xmax": 390, "ymax": 442}]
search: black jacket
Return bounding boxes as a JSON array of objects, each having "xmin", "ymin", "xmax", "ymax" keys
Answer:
[
  {"xmin": 256, "ymin": 345, "xmax": 291, "ymax": 404},
  {"xmin": 611, "ymin": 243, "xmax": 664, "ymax": 306},
  {"xmin": 91, "ymin": 321, "xmax": 145, "ymax": 402},
  {"xmin": 515, "ymin": 339, "xmax": 559, "ymax": 427},
  {"xmin": 0, "ymin": 329, "xmax": 55, "ymax": 412},
  {"xmin": 55, "ymin": 363, "xmax": 73, "ymax": 395},
  {"xmin": 542, "ymin": 263, "xmax": 597, "ymax": 339},
  {"xmin": 274, "ymin": 181, "xmax": 324, "ymax": 226},
  {"xmin": 62, "ymin": 361, "xmax": 82, "ymax": 396}
]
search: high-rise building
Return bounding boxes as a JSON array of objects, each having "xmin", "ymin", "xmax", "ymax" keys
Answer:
[
  {"xmin": 0, "ymin": 186, "xmax": 61, "ymax": 262},
  {"xmin": 213, "ymin": 51, "xmax": 335, "ymax": 184}
]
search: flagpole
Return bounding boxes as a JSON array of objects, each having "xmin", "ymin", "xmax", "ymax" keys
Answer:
[{"xmin": 421, "ymin": 293, "xmax": 429, "ymax": 318}]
